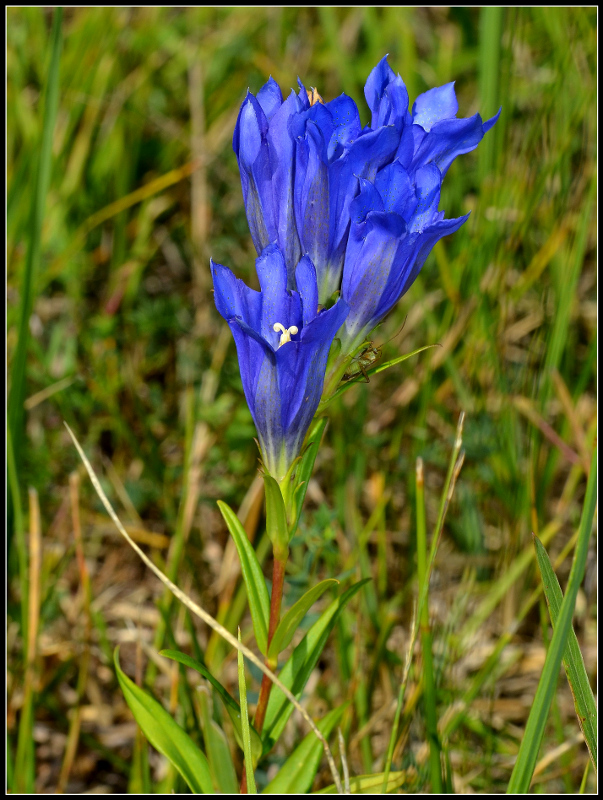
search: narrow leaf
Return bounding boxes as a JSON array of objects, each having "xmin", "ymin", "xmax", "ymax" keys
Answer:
[
  {"xmin": 238, "ymin": 629, "xmax": 257, "ymax": 793},
  {"xmin": 217, "ymin": 500, "xmax": 270, "ymax": 653},
  {"xmin": 114, "ymin": 648, "xmax": 213, "ymax": 794},
  {"xmin": 160, "ymin": 649, "xmax": 263, "ymax": 768},
  {"xmin": 198, "ymin": 689, "xmax": 238, "ymax": 794},
  {"xmin": 507, "ymin": 447, "xmax": 597, "ymax": 793},
  {"xmin": 268, "ymin": 579, "xmax": 339, "ymax": 659},
  {"xmin": 263, "ymin": 579, "xmax": 370, "ymax": 751},
  {"xmin": 263, "ymin": 704, "xmax": 348, "ymax": 794},
  {"xmin": 291, "ymin": 416, "xmax": 329, "ymax": 531},
  {"xmin": 533, "ymin": 535, "xmax": 597, "ymax": 770},
  {"xmin": 263, "ymin": 474, "xmax": 289, "ymax": 558}
]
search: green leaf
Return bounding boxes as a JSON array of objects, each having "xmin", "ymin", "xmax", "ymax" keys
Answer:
[
  {"xmin": 314, "ymin": 771, "xmax": 407, "ymax": 794},
  {"xmin": 291, "ymin": 416, "xmax": 329, "ymax": 532},
  {"xmin": 114, "ymin": 647, "xmax": 212, "ymax": 794},
  {"xmin": 217, "ymin": 500, "xmax": 270, "ymax": 654},
  {"xmin": 263, "ymin": 474, "xmax": 289, "ymax": 559},
  {"xmin": 198, "ymin": 689, "xmax": 238, "ymax": 794},
  {"xmin": 263, "ymin": 579, "xmax": 370, "ymax": 751},
  {"xmin": 507, "ymin": 447, "xmax": 597, "ymax": 793},
  {"xmin": 263, "ymin": 703, "xmax": 348, "ymax": 794},
  {"xmin": 238, "ymin": 628, "xmax": 257, "ymax": 793},
  {"xmin": 159, "ymin": 649, "xmax": 263, "ymax": 768},
  {"xmin": 533, "ymin": 535, "xmax": 597, "ymax": 771},
  {"xmin": 268, "ymin": 579, "xmax": 339, "ymax": 659}
]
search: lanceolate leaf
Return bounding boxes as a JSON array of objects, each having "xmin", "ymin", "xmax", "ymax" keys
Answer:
[
  {"xmin": 263, "ymin": 703, "xmax": 348, "ymax": 794},
  {"xmin": 533, "ymin": 534, "xmax": 597, "ymax": 770},
  {"xmin": 263, "ymin": 579, "xmax": 370, "ymax": 751},
  {"xmin": 263, "ymin": 474, "xmax": 289, "ymax": 558},
  {"xmin": 160, "ymin": 649, "xmax": 263, "ymax": 768},
  {"xmin": 268, "ymin": 579, "xmax": 339, "ymax": 659},
  {"xmin": 114, "ymin": 648, "xmax": 213, "ymax": 794},
  {"xmin": 291, "ymin": 416, "xmax": 329, "ymax": 532},
  {"xmin": 217, "ymin": 500, "xmax": 270, "ymax": 653}
]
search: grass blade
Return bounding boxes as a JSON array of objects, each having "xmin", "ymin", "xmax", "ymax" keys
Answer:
[
  {"xmin": 415, "ymin": 458, "xmax": 443, "ymax": 793},
  {"xmin": 507, "ymin": 446, "xmax": 597, "ymax": 793},
  {"xmin": 533, "ymin": 535, "xmax": 597, "ymax": 770},
  {"xmin": 8, "ymin": 8, "xmax": 62, "ymax": 473}
]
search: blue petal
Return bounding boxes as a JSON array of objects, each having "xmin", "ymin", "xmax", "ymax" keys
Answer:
[
  {"xmin": 342, "ymin": 210, "xmax": 406, "ymax": 318},
  {"xmin": 210, "ymin": 259, "xmax": 262, "ymax": 333},
  {"xmin": 411, "ymin": 112, "xmax": 496, "ymax": 177},
  {"xmin": 293, "ymin": 121, "xmax": 330, "ymax": 286},
  {"xmin": 483, "ymin": 106, "xmax": 502, "ymax": 133},
  {"xmin": 328, "ymin": 124, "xmax": 400, "ymax": 261},
  {"xmin": 295, "ymin": 255, "xmax": 319, "ymax": 328},
  {"xmin": 277, "ymin": 298, "xmax": 349, "ymax": 433},
  {"xmin": 267, "ymin": 91, "xmax": 304, "ymax": 285},
  {"xmin": 379, "ymin": 214, "xmax": 469, "ymax": 314},
  {"xmin": 349, "ymin": 178, "xmax": 384, "ymax": 226},
  {"xmin": 257, "ymin": 76, "xmax": 283, "ymax": 122},
  {"xmin": 409, "ymin": 164, "xmax": 442, "ymax": 232},
  {"xmin": 325, "ymin": 94, "xmax": 361, "ymax": 160},
  {"xmin": 412, "ymin": 83, "xmax": 458, "ymax": 132},
  {"xmin": 233, "ymin": 94, "xmax": 277, "ymax": 255},
  {"xmin": 364, "ymin": 55, "xmax": 410, "ymax": 130},
  {"xmin": 374, "ymin": 161, "xmax": 414, "ymax": 216},
  {"xmin": 233, "ymin": 93, "xmax": 268, "ymax": 170},
  {"xmin": 256, "ymin": 244, "xmax": 291, "ymax": 345}
]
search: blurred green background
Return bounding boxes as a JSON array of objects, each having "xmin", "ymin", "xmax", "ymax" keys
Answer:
[{"xmin": 7, "ymin": 7, "xmax": 596, "ymax": 794}]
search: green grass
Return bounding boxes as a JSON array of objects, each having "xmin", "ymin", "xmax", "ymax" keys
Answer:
[{"xmin": 7, "ymin": 7, "xmax": 596, "ymax": 794}]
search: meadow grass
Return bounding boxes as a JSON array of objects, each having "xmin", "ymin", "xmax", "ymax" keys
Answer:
[{"xmin": 7, "ymin": 7, "xmax": 596, "ymax": 793}]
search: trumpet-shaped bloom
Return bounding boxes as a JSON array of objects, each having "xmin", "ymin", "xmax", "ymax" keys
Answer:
[
  {"xmin": 364, "ymin": 55, "xmax": 501, "ymax": 178},
  {"xmin": 233, "ymin": 81, "xmax": 309, "ymax": 288},
  {"xmin": 290, "ymin": 95, "xmax": 399, "ymax": 303},
  {"xmin": 340, "ymin": 161, "xmax": 469, "ymax": 348},
  {"xmin": 335, "ymin": 56, "xmax": 501, "ymax": 348},
  {"xmin": 211, "ymin": 244, "xmax": 348, "ymax": 479}
]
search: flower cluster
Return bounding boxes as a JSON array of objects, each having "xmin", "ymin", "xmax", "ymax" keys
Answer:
[{"xmin": 211, "ymin": 56, "xmax": 499, "ymax": 479}]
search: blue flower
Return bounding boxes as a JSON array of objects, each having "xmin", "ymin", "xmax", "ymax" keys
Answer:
[
  {"xmin": 365, "ymin": 55, "xmax": 501, "ymax": 177},
  {"xmin": 233, "ymin": 79, "xmax": 309, "ymax": 288},
  {"xmin": 336, "ymin": 56, "xmax": 501, "ymax": 349},
  {"xmin": 290, "ymin": 93, "xmax": 399, "ymax": 303},
  {"xmin": 211, "ymin": 243, "xmax": 348, "ymax": 479},
  {"xmin": 340, "ymin": 161, "xmax": 469, "ymax": 348}
]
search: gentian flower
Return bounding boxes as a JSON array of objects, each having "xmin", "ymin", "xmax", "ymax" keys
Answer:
[
  {"xmin": 233, "ymin": 80, "xmax": 309, "ymax": 288},
  {"xmin": 290, "ymin": 93, "xmax": 399, "ymax": 303},
  {"xmin": 336, "ymin": 56, "xmax": 501, "ymax": 349},
  {"xmin": 340, "ymin": 161, "xmax": 468, "ymax": 349},
  {"xmin": 211, "ymin": 243, "xmax": 348, "ymax": 480},
  {"xmin": 365, "ymin": 55, "xmax": 501, "ymax": 178}
]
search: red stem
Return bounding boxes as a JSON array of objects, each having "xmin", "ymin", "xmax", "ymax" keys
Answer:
[{"xmin": 240, "ymin": 555, "xmax": 287, "ymax": 792}]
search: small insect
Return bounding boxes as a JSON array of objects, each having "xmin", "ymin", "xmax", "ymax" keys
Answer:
[
  {"xmin": 342, "ymin": 317, "xmax": 408, "ymax": 383},
  {"xmin": 343, "ymin": 342, "xmax": 382, "ymax": 382}
]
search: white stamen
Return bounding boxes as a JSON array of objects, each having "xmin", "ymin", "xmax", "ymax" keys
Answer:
[{"xmin": 273, "ymin": 322, "xmax": 299, "ymax": 348}]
